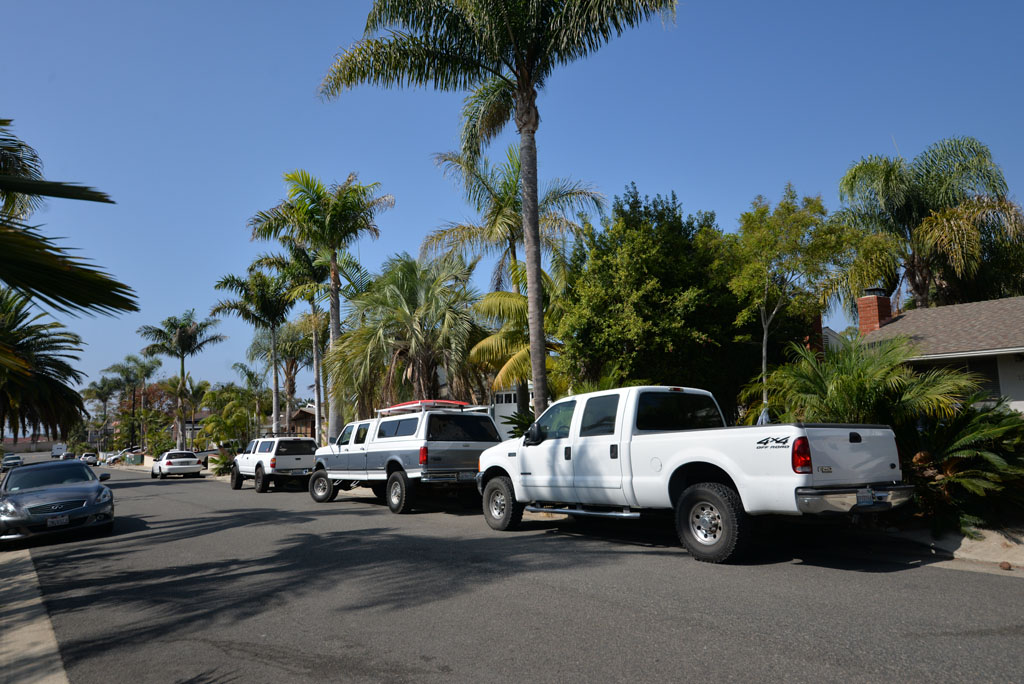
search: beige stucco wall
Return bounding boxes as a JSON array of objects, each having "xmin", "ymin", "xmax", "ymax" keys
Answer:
[{"xmin": 997, "ymin": 354, "xmax": 1024, "ymax": 414}]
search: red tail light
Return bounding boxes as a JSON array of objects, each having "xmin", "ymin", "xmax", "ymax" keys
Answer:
[
  {"xmin": 269, "ymin": 457, "xmax": 276, "ymax": 468},
  {"xmin": 792, "ymin": 436, "xmax": 812, "ymax": 474},
  {"xmin": 419, "ymin": 446, "xmax": 428, "ymax": 466}
]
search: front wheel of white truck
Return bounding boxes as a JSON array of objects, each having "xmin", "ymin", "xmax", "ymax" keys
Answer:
[
  {"xmin": 675, "ymin": 483, "xmax": 750, "ymax": 564},
  {"xmin": 482, "ymin": 476, "xmax": 524, "ymax": 531}
]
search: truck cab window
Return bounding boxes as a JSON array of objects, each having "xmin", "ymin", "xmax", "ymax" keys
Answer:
[
  {"xmin": 337, "ymin": 425, "xmax": 354, "ymax": 446},
  {"xmin": 354, "ymin": 423, "xmax": 370, "ymax": 444},
  {"xmin": 536, "ymin": 400, "xmax": 576, "ymax": 440},
  {"xmin": 635, "ymin": 392, "xmax": 724, "ymax": 431},
  {"xmin": 580, "ymin": 395, "xmax": 619, "ymax": 437}
]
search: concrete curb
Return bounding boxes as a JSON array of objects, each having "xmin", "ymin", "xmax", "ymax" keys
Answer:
[{"xmin": 0, "ymin": 550, "xmax": 70, "ymax": 684}]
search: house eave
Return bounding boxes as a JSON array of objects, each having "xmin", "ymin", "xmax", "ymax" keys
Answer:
[{"xmin": 908, "ymin": 346, "xmax": 1024, "ymax": 362}]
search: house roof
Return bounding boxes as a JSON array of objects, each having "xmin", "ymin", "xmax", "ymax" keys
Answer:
[{"xmin": 866, "ymin": 295, "xmax": 1024, "ymax": 359}]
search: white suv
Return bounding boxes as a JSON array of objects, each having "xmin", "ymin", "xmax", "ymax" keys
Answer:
[{"xmin": 230, "ymin": 437, "xmax": 318, "ymax": 493}]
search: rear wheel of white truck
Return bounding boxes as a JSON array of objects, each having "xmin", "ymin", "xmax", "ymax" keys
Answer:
[
  {"xmin": 229, "ymin": 464, "xmax": 243, "ymax": 490},
  {"xmin": 386, "ymin": 471, "xmax": 415, "ymax": 514},
  {"xmin": 482, "ymin": 476, "xmax": 524, "ymax": 531},
  {"xmin": 309, "ymin": 470, "xmax": 333, "ymax": 503},
  {"xmin": 675, "ymin": 483, "xmax": 749, "ymax": 564}
]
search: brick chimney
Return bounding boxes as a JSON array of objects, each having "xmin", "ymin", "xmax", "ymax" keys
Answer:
[{"xmin": 857, "ymin": 288, "xmax": 892, "ymax": 335}]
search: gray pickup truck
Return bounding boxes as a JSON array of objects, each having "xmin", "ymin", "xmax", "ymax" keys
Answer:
[{"xmin": 309, "ymin": 402, "xmax": 502, "ymax": 513}]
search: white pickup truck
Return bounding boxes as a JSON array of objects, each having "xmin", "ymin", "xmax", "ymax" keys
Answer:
[{"xmin": 476, "ymin": 385, "xmax": 914, "ymax": 563}]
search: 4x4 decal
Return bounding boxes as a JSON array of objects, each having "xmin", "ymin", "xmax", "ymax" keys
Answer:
[{"xmin": 755, "ymin": 436, "xmax": 790, "ymax": 449}]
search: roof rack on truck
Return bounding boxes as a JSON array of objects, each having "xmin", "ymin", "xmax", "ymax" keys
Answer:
[{"xmin": 376, "ymin": 399, "xmax": 468, "ymax": 416}]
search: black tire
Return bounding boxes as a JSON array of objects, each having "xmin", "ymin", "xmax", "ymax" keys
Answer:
[
  {"xmin": 229, "ymin": 464, "xmax": 243, "ymax": 490},
  {"xmin": 369, "ymin": 482, "xmax": 386, "ymax": 501},
  {"xmin": 150, "ymin": 470, "xmax": 157, "ymax": 479},
  {"xmin": 482, "ymin": 475, "xmax": 524, "ymax": 531},
  {"xmin": 386, "ymin": 471, "xmax": 415, "ymax": 514},
  {"xmin": 309, "ymin": 470, "xmax": 333, "ymax": 503},
  {"xmin": 254, "ymin": 466, "xmax": 270, "ymax": 493},
  {"xmin": 158, "ymin": 470, "xmax": 167, "ymax": 480},
  {"xmin": 675, "ymin": 483, "xmax": 749, "ymax": 564}
]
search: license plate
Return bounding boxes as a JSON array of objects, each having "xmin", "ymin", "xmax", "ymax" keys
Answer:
[
  {"xmin": 856, "ymin": 489, "xmax": 873, "ymax": 505},
  {"xmin": 47, "ymin": 514, "xmax": 69, "ymax": 527},
  {"xmin": 458, "ymin": 471, "xmax": 476, "ymax": 481}
]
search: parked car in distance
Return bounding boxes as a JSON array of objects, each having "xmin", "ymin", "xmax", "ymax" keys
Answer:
[
  {"xmin": 151, "ymin": 451, "xmax": 203, "ymax": 479},
  {"xmin": 50, "ymin": 443, "xmax": 67, "ymax": 459},
  {"xmin": 1, "ymin": 455, "xmax": 24, "ymax": 473},
  {"xmin": 0, "ymin": 461, "xmax": 114, "ymax": 542},
  {"xmin": 80, "ymin": 453, "xmax": 98, "ymax": 466},
  {"xmin": 60, "ymin": 452, "xmax": 78, "ymax": 461}
]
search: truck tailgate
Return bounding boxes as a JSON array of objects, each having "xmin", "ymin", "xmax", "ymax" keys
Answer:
[{"xmin": 804, "ymin": 426, "xmax": 901, "ymax": 486}]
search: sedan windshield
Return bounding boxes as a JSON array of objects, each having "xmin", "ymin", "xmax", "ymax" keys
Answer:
[{"xmin": 4, "ymin": 464, "xmax": 96, "ymax": 492}]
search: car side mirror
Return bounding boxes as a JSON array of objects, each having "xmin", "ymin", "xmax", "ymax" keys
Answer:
[
  {"xmin": 99, "ymin": 473, "xmax": 111, "ymax": 482},
  {"xmin": 523, "ymin": 423, "xmax": 544, "ymax": 446}
]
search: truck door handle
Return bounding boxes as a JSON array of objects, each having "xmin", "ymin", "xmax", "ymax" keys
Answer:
[
  {"xmin": 610, "ymin": 445, "xmax": 618, "ymax": 459},
  {"xmin": 564, "ymin": 447, "xmax": 571, "ymax": 460}
]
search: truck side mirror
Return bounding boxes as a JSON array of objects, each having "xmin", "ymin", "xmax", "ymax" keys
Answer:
[{"xmin": 523, "ymin": 423, "xmax": 544, "ymax": 446}]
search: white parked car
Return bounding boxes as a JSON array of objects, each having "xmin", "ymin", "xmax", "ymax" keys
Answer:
[
  {"xmin": 80, "ymin": 453, "xmax": 98, "ymax": 466},
  {"xmin": 151, "ymin": 451, "xmax": 203, "ymax": 479}
]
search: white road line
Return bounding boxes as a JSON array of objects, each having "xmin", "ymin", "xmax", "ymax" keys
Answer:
[{"xmin": 0, "ymin": 548, "xmax": 70, "ymax": 684}]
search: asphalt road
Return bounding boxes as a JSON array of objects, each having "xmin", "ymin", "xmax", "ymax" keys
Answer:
[{"xmin": 9, "ymin": 461, "xmax": 1024, "ymax": 683}]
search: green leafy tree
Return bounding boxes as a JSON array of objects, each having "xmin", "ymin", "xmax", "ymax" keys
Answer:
[
  {"xmin": 320, "ymin": 0, "xmax": 676, "ymax": 415},
  {"xmin": 212, "ymin": 271, "xmax": 295, "ymax": 435},
  {"xmin": 250, "ymin": 169, "xmax": 393, "ymax": 439},
  {"xmin": 559, "ymin": 185, "xmax": 760, "ymax": 416},
  {"xmin": 104, "ymin": 354, "xmax": 161, "ymax": 451},
  {"xmin": 0, "ymin": 288, "xmax": 87, "ymax": 441},
  {"xmin": 138, "ymin": 310, "xmax": 225, "ymax": 449},
  {"xmin": 81, "ymin": 376, "xmax": 119, "ymax": 449},
  {"xmin": 833, "ymin": 136, "xmax": 1024, "ymax": 309},
  {"xmin": 729, "ymin": 184, "xmax": 844, "ymax": 413}
]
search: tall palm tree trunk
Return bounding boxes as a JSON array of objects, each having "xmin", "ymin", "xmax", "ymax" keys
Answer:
[
  {"xmin": 271, "ymin": 326, "xmax": 281, "ymax": 435},
  {"xmin": 177, "ymin": 355, "xmax": 186, "ymax": 450},
  {"xmin": 311, "ymin": 309, "xmax": 323, "ymax": 444},
  {"xmin": 327, "ymin": 252, "xmax": 343, "ymax": 439},
  {"xmin": 517, "ymin": 97, "xmax": 549, "ymax": 416}
]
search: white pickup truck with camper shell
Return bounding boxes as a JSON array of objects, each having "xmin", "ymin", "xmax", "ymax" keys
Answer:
[
  {"xmin": 475, "ymin": 385, "xmax": 914, "ymax": 563},
  {"xmin": 309, "ymin": 400, "xmax": 503, "ymax": 513},
  {"xmin": 230, "ymin": 436, "xmax": 319, "ymax": 492}
]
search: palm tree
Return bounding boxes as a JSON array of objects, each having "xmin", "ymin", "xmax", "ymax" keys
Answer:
[
  {"xmin": 471, "ymin": 261, "xmax": 569, "ymax": 404},
  {"xmin": 103, "ymin": 354, "xmax": 161, "ymax": 450},
  {"xmin": 253, "ymin": 239, "xmax": 330, "ymax": 444},
  {"xmin": 138, "ymin": 310, "xmax": 225, "ymax": 449},
  {"xmin": 327, "ymin": 254, "xmax": 479, "ymax": 408},
  {"xmin": 0, "ymin": 288, "xmax": 87, "ymax": 441},
  {"xmin": 247, "ymin": 322, "xmax": 311, "ymax": 433},
  {"xmin": 320, "ymin": 1, "xmax": 676, "ymax": 414},
  {"xmin": 834, "ymin": 136, "xmax": 1024, "ymax": 309},
  {"xmin": 212, "ymin": 271, "xmax": 295, "ymax": 435},
  {"xmin": 0, "ymin": 119, "xmax": 136, "ymax": 322},
  {"xmin": 231, "ymin": 362, "xmax": 270, "ymax": 438},
  {"xmin": 250, "ymin": 169, "xmax": 394, "ymax": 439},
  {"xmin": 185, "ymin": 375, "xmax": 211, "ymax": 449},
  {"xmin": 424, "ymin": 145, "xmax": 603, "ymax": 291},
  {"xmin": 81, "ymin": 376, "xmax": 119, "ymax": 433},
  {"xmin": 748, "ymin": 335, "xmax": 978, "ymax": 430}
]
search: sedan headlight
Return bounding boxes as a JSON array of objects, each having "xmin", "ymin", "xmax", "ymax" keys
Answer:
[
  {"xmin": 96, "ymin": 487, "xmax": 112, "ymax": 504},
  {"xmin": 0, "ymin": 499, "xmax": 19, "ymax": 516}
]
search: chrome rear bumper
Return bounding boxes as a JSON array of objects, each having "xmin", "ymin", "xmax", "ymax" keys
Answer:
[{"xmin": 795, "ymin": 484, "xmax": 915, "ymax": 514}]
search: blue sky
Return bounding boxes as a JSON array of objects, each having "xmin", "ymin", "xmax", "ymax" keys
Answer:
[{"xmin": 4, "ymin": 0, "xmax": 1024, "ymax": 394}]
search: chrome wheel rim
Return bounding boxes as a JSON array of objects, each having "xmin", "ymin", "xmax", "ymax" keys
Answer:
[
  {"xmin": 313, "ymin": 476, "xmax": 329, "ymax": 497},
  {"xmin": 688, "ymin": 501, "xmax": 722, "ymax": 546},
  {"xmin": 389, "ymin": 481, "xmax": 401, "ymax": 505},
  {"xmin": 489, "ymin": 490, "xmax": 506, "ymax": 519}
]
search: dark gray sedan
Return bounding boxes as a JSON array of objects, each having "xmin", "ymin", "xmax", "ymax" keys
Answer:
[{"xmin": 0, "ymin": 461, "xmax": 114, "ymax": 542}]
